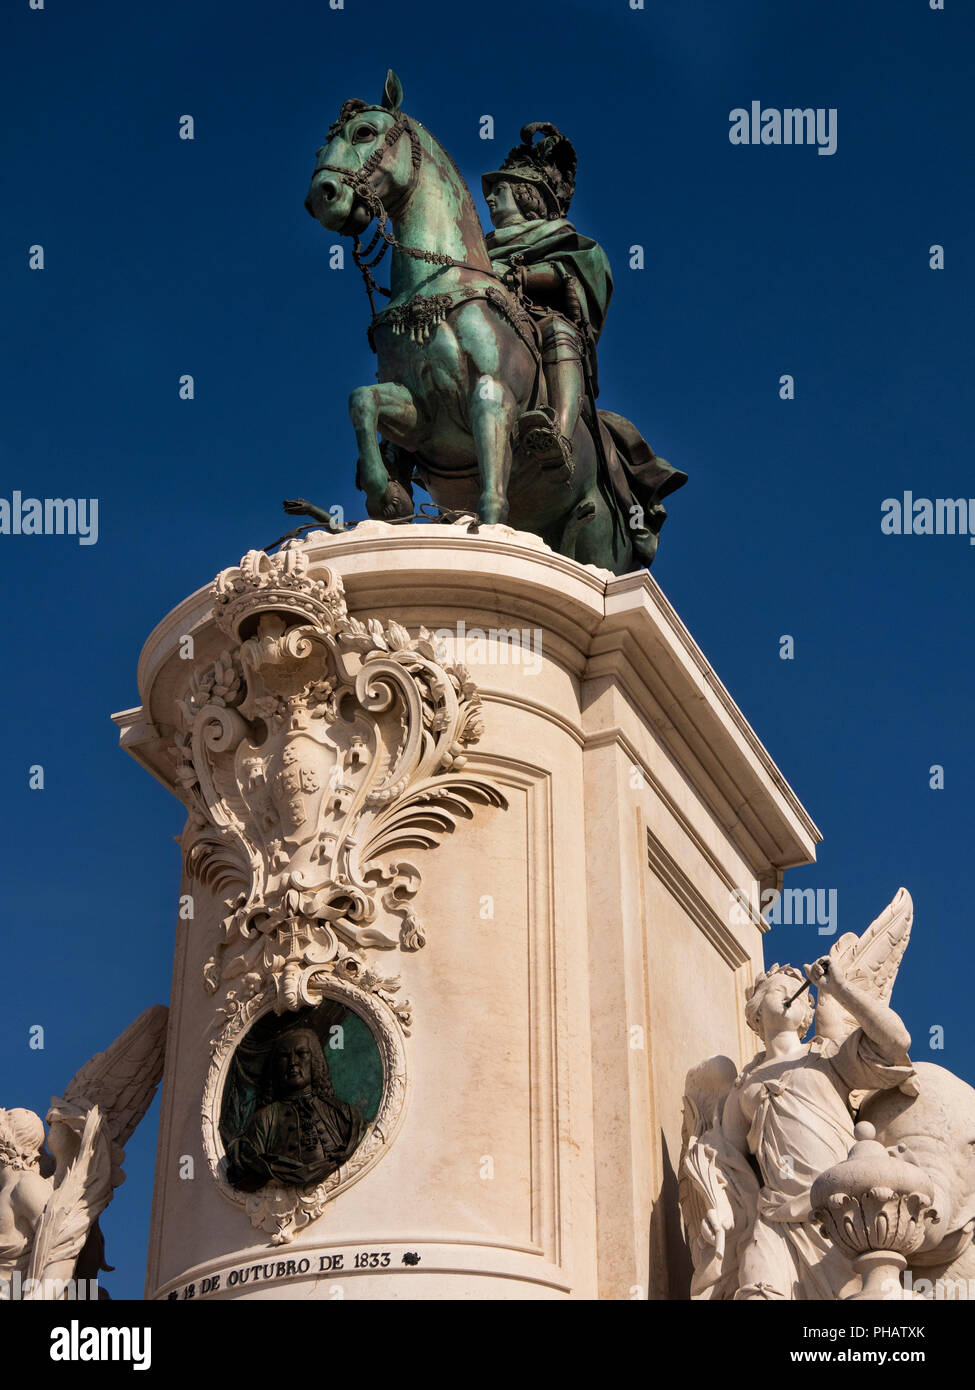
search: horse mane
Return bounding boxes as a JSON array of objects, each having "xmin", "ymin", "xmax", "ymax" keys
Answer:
[
  {"xmin": 407, "ymin": 115, "xmax": 491, "ymax": 262},
  {"xmin": 411, "ymin": 118, "xmax": 479, "ymax": 212}
]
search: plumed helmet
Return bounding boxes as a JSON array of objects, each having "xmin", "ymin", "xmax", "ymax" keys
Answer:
[{"xmin": 482, "ymin": 123, "xmax": 578, "ymax": 218}]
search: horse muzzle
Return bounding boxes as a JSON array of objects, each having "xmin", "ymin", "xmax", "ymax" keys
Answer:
[{"xmin": 304, "ymin": 171, "xmax": 357, "ymax": 232}]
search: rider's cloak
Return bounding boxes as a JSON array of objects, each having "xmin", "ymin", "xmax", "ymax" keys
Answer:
[
  {"xmin": 486, "ymin": 219, "xmax": 687, "ymax": 568},
  {"xmin": 485, "ymin": 218, "xmax": 613, "ymax": 339}
]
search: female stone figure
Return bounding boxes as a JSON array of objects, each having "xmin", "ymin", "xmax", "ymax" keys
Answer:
[
  {"xmin": 680, "ymin": 889, "xmax": 916, "ymax": 1299},
  {"xmin": 729, "ymin": 957, "xmax": 913, "ymax": 1298},
  {"xmin": 0, "ymin": 1006, "xmax": 166, "ymax": 1299},
  {"xmin": 0, "ymin": 1109, "xmax": 51, "ymax": 1288}
]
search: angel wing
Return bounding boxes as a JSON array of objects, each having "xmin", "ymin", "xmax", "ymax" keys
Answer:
[
  {"xmin": 23, "ymin": 1005, "xmax": 168, "ymax": 1296},
  {"xmin": 815, "ymin": 887, "xmax": 913, "ymax": 1044},
  {"xmin": 678, "ymin": 1056, "xmax": 759, "ymax": 1300},
  {"xmin": 22, "ymin": 1105, "xmax": 112, "ymax": 1298},
  {"xmin": 50, "ymin": 1003, "xmax": 168, "ymax": 1179}
]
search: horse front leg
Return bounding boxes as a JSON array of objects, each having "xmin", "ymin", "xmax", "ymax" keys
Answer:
[
  {"xmin": 349, "ymin": 382, "xmax": 419, "ymax": 520},
  {"xmin": 471, "ymin": 376, "xmax": 517, "ymax": 525}
]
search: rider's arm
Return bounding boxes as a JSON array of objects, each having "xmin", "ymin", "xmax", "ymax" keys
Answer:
[
  {"xmin": 503, "ymin": 259, "xmax": 560, "ymax": 297},
  {"xmin": 519, "ymin": 263, "xmax": 560, "ymax": 295}
]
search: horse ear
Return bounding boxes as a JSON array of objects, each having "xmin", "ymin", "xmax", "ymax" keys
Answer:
[{"xmin": 381, "ymin": 69, "xmax": 403, "ymax": 111}]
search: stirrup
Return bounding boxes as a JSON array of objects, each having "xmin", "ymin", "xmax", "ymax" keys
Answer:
[{"xmin": 517, "ymin": 411, "xmax": 574, "ymax": 478}]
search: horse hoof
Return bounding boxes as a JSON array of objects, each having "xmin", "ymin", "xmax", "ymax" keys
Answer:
[
  {"xmin": 366, "ymin": 480, "xmax": 414, "ymax": 522},
  {"xmin": 476, "ymin": 502, "xmax": 508, "ymax": 527}
]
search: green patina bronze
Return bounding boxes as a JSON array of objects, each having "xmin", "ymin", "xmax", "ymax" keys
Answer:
[
  {"xmin": 287, "ymin": 70, "xmax": 686, "ymax": 575},
  {"xmin": 220, "ymin": 1004, "xmax": 382, "ymax": 1194}
]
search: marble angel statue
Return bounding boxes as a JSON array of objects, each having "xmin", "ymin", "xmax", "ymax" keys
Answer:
[
  {"xmin": 0, "ymin": 1004, "xmax": 167, "ymax": 1299},
  {"xmin": 679, "ymin": 889, "xmax": 917, "ymax": 1300}
]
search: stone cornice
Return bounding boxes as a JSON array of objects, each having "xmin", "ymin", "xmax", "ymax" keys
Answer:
[{"xmin": 112, "ymin": 522, "xmax": 820, "ymax": 874}]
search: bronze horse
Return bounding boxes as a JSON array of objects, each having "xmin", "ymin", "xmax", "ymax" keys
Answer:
[{"xmin": 298, "ymin": 72, "xmax": 683, "ymax": 574}]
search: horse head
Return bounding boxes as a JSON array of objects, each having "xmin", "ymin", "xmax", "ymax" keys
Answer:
[{"xmin": 304, "ymin": 70, "xmax": 418, "ymax": 236}]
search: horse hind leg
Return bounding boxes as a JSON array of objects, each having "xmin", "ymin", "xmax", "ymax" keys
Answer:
[
  {"xmin": 560, "ymin": 485, "xmax": 633, "ymax": 573},
  {"xmin": 349, "ymin": 382, "xmax": 419, "ymax": 520}
]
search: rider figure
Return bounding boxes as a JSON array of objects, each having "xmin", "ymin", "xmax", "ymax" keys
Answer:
[{"xmin": 482, "ymin": 124, "xmax": 613, "ymax": 474}]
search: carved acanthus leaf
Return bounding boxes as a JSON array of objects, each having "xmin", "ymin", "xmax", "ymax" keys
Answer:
[{"xmin": 174, "ymin": 542, "xmax": 507, "ymax": 1017}]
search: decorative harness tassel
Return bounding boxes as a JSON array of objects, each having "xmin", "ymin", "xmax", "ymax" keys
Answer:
[
  {"xmin": 316, "ymin": 108, "xmax": 522, "ymax": 351},
  {"xmin": 385, "ymin": 292, "xmax": 453, "ymax": 343},
  {"xmin": 319, "ymin": 104, "xmax": 541, "ymax": 384}
]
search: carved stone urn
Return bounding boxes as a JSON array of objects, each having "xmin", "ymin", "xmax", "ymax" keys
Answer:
[{"xmin": 811, "ymin": 1122, "xmax": 938, "ymax": 1300}]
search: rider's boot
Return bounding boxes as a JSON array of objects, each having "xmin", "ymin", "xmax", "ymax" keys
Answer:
[
  {"xmin": 518, "ymin": 406, "xmax": 573, "ymax": 477},
  {"xmin": 518, "ymin": 326, "xmax": 585, "ymax": 478}
]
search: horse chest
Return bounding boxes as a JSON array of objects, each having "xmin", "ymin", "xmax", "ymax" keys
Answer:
[{"xmin": 377, "ymin": 329, "xmax": 473, "ymax": 442}]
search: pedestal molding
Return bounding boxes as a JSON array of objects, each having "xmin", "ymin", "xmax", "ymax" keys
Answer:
[
  {"xmin": 646, "ymin": 826, "xmax": 751, "ymax": 971},
  {"xmin": 115, "ymin": 527, "xmax": 821, "ymax": 878}
]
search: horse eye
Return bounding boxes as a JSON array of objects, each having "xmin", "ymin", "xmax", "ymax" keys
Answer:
[{"xmin": 353, "ymin": 125, "xmax": 377, "ymax": 143}]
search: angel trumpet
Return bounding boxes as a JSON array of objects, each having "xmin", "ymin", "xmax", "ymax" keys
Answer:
[{"xmin": 784, "ymin": 960, "xmax": 829, "ymax": 1010}]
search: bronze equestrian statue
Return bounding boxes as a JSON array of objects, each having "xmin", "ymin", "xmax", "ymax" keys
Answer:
[{"xmin": 291, "ymin": 70, "xmax": 685, "ymax": 575}]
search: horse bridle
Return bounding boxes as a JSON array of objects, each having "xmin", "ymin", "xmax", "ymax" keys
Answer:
[
  {"xmin": 317, "ymin": 108, "xmax": 423, "ymax": 222},
  {"xmin": 315, "ymin": 107, "xmax": 505, "ymax": 329}
]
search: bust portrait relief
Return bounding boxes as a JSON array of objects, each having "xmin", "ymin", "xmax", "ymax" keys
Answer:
[{"xmin": 219, "ymin": 1001, "xmax": 382, "ymax": 1194}]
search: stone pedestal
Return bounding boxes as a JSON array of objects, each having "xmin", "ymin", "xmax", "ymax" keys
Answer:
[{"xmin": 114, "ymin": 521, "xmax": 819, "ymax": 1300}]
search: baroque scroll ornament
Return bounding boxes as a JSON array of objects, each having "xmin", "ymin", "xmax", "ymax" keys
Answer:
[{"xmin": 173, "ymin": 541, "xmax": 507, "ymax": 1018}]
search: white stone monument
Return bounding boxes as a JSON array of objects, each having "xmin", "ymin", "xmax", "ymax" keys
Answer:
[{"xmin": 113, "ymin": 520, "xmax": 819, "ymax": 1300}]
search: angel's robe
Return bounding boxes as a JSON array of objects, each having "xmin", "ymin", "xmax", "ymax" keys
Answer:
[
  {"xmin": 735, "ymin": 1029, "xmax": 915, "ymax": 1300},
  {"xmin": 225, "ymin": 1092, "xmax": 364, "ymax": 1192}
]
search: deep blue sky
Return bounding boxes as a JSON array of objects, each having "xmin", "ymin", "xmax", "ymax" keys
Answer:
[{"xmin": 2, "ymin": 0, "xmax": 972, "ymax": 1299}]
